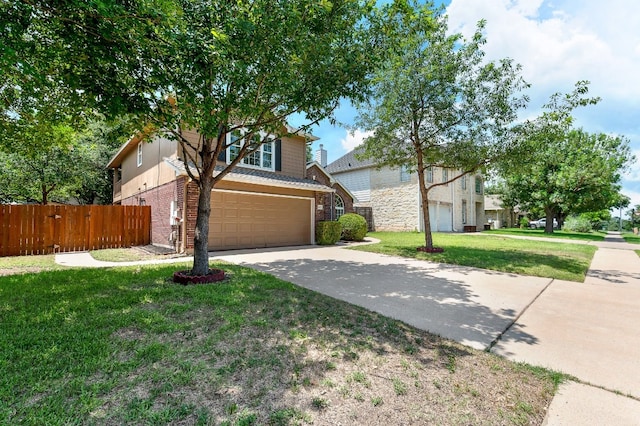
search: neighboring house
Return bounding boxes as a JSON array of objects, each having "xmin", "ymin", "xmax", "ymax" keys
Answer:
[
  {"xmin": 107, "ymin": 126, "xmax": 335, "ymax": 252},
  {"xmin": 306, "ymin": 144, "xmax": 355, "ymax": 222},
  {"xmin": 484, "ymin": 194, "xmax": 523, "ymax": 228},
  {"xmin": 325, "ymin": 147, "xmax": 485, "ymax": 232}
]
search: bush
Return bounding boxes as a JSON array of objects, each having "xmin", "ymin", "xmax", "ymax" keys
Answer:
[
  {"xmin": 338, "ymin": 213, "xmax": 367, "ymax": 241},
  {"xmin": 562, "ymin": 215, "xmax": 592, "ymax": 233},
  {"xmin": 519, "ymin": 217, "xmax": 530, "ymax": 229},
  {"xmin": 316, "ymin": 221, "xmax": 342, "ymax": 245}
]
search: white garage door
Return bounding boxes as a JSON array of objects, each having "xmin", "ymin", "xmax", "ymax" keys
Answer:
[
  {"xmin": 209, "ymin": 190, "xmax": 312, "ymax": 250},
  {"xmin": 428, "ymin": 203, "xmax": 452, "ymax": 232}
]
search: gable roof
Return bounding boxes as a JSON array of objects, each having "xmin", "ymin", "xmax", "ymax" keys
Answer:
[
  {"xmin": 164, "ymin": 157, "xmax": 334, "ymax": 193},
  {"xmin": 325, "ymin": 146, "xmax": 376, "ymax": 174},
  {"xmin": 306, "ymin": 161, "xmax": 357, "ymax": 201}
]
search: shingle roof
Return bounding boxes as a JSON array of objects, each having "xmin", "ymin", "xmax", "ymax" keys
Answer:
[
  {"xmin": 163, "ymin": 157, "xmax": 333, "ymax": 192},
  {"xmin": 325, "ymin": 146, "xmax": 376, "ymax": 174}
]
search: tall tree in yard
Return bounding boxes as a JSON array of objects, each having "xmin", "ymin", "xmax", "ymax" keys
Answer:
[
  {"xmin": 499, "ymin": 82, "xmax": 634, "ymax": 233},
  {"xmin": 353, "ymin": 0, "xmax": 528, "ymax": 251},
  {"xmin": 1, "ymin": 0, "xmax": 378, "ymax": 275}
]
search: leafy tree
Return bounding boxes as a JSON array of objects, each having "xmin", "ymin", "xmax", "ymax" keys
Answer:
[
  {"xmin": 0, "ymin": 118, "xmax": 80, "ymax": 204},
  {"xmin": 354, "ymin": 0, "xmax": 528, "ymax": 250},
  {"xmin": 612, "ymin": 193, "xmax": 630, "ymax": 231},
  {"xmin": 2, "ymin": 0, "xmax": 378, "ymax": 274},
  {"xmin": 500, "ymin": 83, "xmax": 634, "ymax": 233}
]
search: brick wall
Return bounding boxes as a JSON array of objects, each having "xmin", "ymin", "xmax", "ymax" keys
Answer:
[
  {"xmin": 307, "ymin": 164, "xmax": 354, "ymax": 226},
  {"xmin": 184, "ymin": 181, "xmax": 200, "ymax": 252},
  {"xmin": 121, "ymin": 179, "xmax": 184, "ymax": 249}
]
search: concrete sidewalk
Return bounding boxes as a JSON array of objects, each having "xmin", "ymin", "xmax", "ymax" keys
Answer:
[{"xmin": 492, "ymin": 232, "xmax": 640, "ymax": 425}]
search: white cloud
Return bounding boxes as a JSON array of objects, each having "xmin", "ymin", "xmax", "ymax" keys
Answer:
[
  {"xmin": 340, "ymin": 129, "xmax": 374, "ymax": 152},
  {"xmin": 623, "ymin": 149, "xmax": 640, "ymax": 182}
]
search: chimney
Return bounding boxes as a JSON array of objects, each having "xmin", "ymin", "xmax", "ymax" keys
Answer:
[{"xmin": 315, "ymin": 143, "xmax": 327, "ymax": 168}]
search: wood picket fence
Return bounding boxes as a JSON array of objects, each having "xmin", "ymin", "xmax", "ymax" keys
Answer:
[{"xmin": 0, "ymin": 205, "xmax": 151, "ymax": 257}]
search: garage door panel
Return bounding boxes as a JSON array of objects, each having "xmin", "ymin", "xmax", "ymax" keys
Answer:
[{"xmin": 209, "ymin": 191, "xmax": 311, "ymax": 250}]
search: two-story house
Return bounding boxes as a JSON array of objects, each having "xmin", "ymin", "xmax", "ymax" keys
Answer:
[
  {"xmin": 107, "ymin": 126, "xmax": 335, "ymax": 252},
  {"xmin": 325, "ymin": 147, "xmax": 485, "ymax": 232}
]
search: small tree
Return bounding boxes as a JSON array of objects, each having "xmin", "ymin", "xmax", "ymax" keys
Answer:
[{"xmin": 354, "ymin": 1, "xmax": 528, "ymax": 250}]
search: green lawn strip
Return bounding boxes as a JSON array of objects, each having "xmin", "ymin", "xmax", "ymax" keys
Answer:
[
  {"xmin": 0, "ymin": 254, "xmax": 65, "ymax": 276},
  {"xmin": 89, "ymin": 248, "xmax": 168, "ymax": 262},
  {"xmin": 353, "ymin": 232, "xmax": 595, "ymax": 282},
  {"xmin": 484, "ymin": 228, "xmax": 605, "ymax": 242},
  {"xmin": 622, "ymin": 233, "xmax": 640, "ymax": 245},
  {"xmin": 0, "ymin": 264, "xmax": 560, "ymax": 425}
]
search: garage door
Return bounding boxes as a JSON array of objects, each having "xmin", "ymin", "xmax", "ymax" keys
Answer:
[
  {"xmin": 428, "ymin": 203, "xmax": 452, "ymax": 232},
  {"xmin": 209, "ymin": 190, "xmax": 312, "ymax": 250}
]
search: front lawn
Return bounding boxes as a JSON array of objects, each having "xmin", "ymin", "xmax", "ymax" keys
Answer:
[
  {"xmin": 484, "ymin": 228, "xmax": 605, "ymax": 242},
  {"xmin": 0, "ymin": 264, "xmax": 559, "ymax": 425},
  {"xmin": 353, "ymin": 232, "xmax": 596, "ymax": 282}
]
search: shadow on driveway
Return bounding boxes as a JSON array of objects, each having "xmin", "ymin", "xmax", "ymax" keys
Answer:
[{"xmin": 234, "ymin": 256, "xmax": 545, "ymax": 351}]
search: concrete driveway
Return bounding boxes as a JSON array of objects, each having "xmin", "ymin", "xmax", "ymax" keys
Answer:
[
  {"xmin": 214, "ymin": 243, "xmax": 552, "ymax": 351},
  {"xmin": 213, "ymin": 234, "xmax": 640, "ymax": 425}
]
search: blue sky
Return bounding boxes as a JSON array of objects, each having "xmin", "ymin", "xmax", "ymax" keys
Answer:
[{"xmin": 291, "ymin": 0, "xmax": 640, "ymax": 207}]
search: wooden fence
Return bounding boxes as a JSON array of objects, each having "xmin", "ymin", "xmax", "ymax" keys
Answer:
[{"xmin": 0, "ymin": 205, "xmax": 151, "ymax": 256}]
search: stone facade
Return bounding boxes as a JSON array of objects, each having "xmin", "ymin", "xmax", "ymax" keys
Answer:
[{"xmin": 362, "ymin": 165, "xmax": 485, "ymax": 232}]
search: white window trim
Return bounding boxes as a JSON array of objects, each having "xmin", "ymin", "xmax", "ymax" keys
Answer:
[
  {"xmin": 462, "ymin": 200, "xmax": 467, "ymax": 224},
  {"xmin": 226, "ymin": 129, "xmax": 276, "ymax": 172},
  {"xmin": 136, "ymin": 142, "xmax": 143, "ymax": 167},
  {"xmin": 461, "ymin": 175, "xmax": 467, "ymax": 190},
  {"xmin": 335, "ymin": 194, "xmax": 345, "ymax": 219},
  {"xmin": 426, "ymin": 166, "xmax": 433, "ymax": 183}
]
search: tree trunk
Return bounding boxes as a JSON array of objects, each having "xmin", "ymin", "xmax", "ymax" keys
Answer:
[
  {"xmin": 415, "ymin": 147, "xmax": 434, "ymax": 249},
  {"xmin": 544, "ymin": 206, "xmax": 555, "ymax": 234},
  {"xmin": 418, "ymin": 171, "xmax": 434, "ymax": 248},
  {"xmin": 192, "ymin": 176, "xmax": 214, "ymax": 275}
]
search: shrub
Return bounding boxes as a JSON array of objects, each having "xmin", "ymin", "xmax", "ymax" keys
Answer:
[
  {"xmin": 519, "ymin": 217, "xmax": 530, "ymax": 229},
  {"xmin": 338, "ymin": 213, "xmax": 367, "ymax": 241},
  {"xmin": 316, "ymin": 221, "xmax": 342, "ymax": 245},
  {"xmin": 563, "ymin": 215, "xmax": 592, "ymax": 233}
]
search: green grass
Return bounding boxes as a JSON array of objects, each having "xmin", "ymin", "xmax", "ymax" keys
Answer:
[
  {"xmin": 0, "ymin": 254, "xmax": 64, "ymax": 275},
  {"xmin": 353, "ymin": 232, "xmax": 596, "ymax": 282},
  {"xmin": 484, "ymin": 228, "xmax": 605, "ymax": 242},
  {"xmin": 622, "ymin": 233, "xmax": 640, "ymax": 245},
  {"xmin": 0, "ymin": 263, "xmax": 560, "ymax": 424}
]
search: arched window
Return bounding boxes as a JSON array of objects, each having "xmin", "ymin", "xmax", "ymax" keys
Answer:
[{"xmin": 335, "ymin": 195, "xmax": 345, "ymax": 219}]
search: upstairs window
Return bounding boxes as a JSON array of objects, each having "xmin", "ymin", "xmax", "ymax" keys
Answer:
[
  {"xmin": 442, "ymin": 168, "xmax": 448, "ymax": 185},
  {"xmin": 136, "ymin": 142, "xmax": 143, "ymax": 167},
  {"xmin": 400, "ymin": 165, "xmax": 410, "ymax": 182},
  {"xmin": 475, "ymin": 176, "xmax": 483, "ymax": 194},
  {"xmin": 227, "ymin": 129, "xmax": 275, "ymax": 171},
  {"xmin": 426, "ymin": 166, "xmax": 433, "ymax": 183},
  {"xmin": 461, "ymin": 175, "xmax": 467, "ymax": 190}
]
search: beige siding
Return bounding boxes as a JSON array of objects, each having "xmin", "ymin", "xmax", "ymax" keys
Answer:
[
  {"xmin": 120, "ymin": 137, "xmax": 178, "ymax": 200},
  {"xmin": 279, "ymin": 135, "xmax": 306, "ymax": 178}
]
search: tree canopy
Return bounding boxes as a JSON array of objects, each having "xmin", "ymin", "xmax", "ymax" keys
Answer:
[
  {"xmin": 498, "ymin": 82, "xmax": 634, "ymax": 233},
  {"xmin": 1, "ymin": 0, "xmax": 379, "ymax": 274},
  {"xmin": 354, "ymin": 0, "xmax": 528, "ymax": 249}
]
